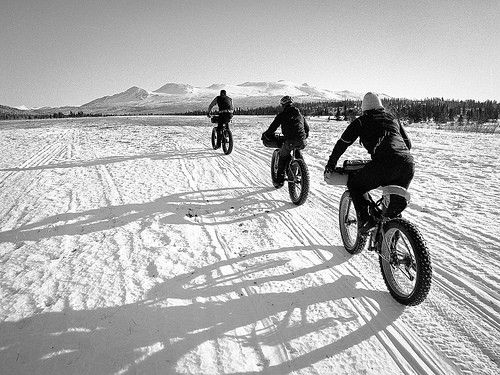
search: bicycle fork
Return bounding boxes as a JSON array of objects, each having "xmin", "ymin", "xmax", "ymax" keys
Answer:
[
  {"xmin": 370, "ymin": 223, "xmax": 393, "ymax": 263},
  {"xmin": 374, "ymin": 224, "xmax": 416, "ymax": 281}
]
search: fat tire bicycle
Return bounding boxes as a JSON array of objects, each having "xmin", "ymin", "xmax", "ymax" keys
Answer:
[
  {"xmin": 210, "ymin": 115, "xmax": 233, "ymax": 155},
  {"xmin": 326, "ymin": 159, "xmax": 432, "ymax": 306},
  {"xmin": 263, "ymin": 134, "xmax": 310, "ymax": 206}
]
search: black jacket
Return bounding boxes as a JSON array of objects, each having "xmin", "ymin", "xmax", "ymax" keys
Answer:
[
  {"xmin": 265, "ymin": 105, "xmax": 309, "ymax": 140},
  {"xmin": 216, "ymin": 95, "xmax": 233, "ymax": 111},
  {"xmin": 328, "ymin": 109, "xmax": 412, "ymax": 167}
]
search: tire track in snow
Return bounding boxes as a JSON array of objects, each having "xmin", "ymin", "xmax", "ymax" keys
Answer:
[{"xmin": 0, "ymin": 129, "xmax": 73, "ymax": 231}]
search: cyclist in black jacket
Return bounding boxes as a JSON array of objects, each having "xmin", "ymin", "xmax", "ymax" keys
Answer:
[
  {"xmin": 207, "ymin": 90, "xmax": 234, "ymax": 148},
  {"xmin": 262, "ymin": 96, "xmax": 309, "ymax": 184},
  {"xmin": 324, "ymin": 92, "xmax": 414, "ymax": 233}
]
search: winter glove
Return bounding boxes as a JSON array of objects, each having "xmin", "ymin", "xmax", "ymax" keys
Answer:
[{"xmin": 324, "ymin": 165, "xmax": 334, "ymax": 175}]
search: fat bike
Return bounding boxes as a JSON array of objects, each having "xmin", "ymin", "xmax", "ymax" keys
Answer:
[{"xmin": 325, "ymin": 160, "xmax": 432, "ymax": 306}]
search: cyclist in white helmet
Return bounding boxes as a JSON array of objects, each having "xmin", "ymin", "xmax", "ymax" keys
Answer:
[
  {"xmin": 324, "ymin": 92, "xmax": 414, "ymax": 233},
  {"xmin": 262, "ymin": 96, "xmax": 309, "ymax": 185}
]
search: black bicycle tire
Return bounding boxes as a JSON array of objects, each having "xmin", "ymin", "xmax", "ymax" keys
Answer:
[
  {"xmin": 379, "ymin": 218, "xmax": 432, "ymax": 306},
  {"xmin": 271, "ymin": 149, "xmax": 282, "ymax": 188},
  {"xmin": 338, "ymin": 190, "xmax": 368, "ymax": 254},
  {"xmin": 211, "ymin": 127, "xmax": 218, "ymax": 149},
  {"xmin": 288, "ymin": 159, "xmax": 309, "ymax": 205},
  {"xmin": 222, "ymin": 128, "xmax": 233, "ymax": 155}
]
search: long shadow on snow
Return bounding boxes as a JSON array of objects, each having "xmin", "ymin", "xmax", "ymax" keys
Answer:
[
  {"xmin": 0, "ymin": 187, "xmax": 292, "ymax": 243},
  {"xmin": 0, "ymin": 148, "xmax": 220, "ymax": 172},
  {"xmin": 0, "ymin": 245, "xmax": 404, "ymax": 375}
]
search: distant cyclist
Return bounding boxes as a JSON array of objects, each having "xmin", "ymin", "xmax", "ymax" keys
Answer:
[
  {"xmin": 324, "ymin": 92, "xmax": 414, "ymax": 233},
  {"xmin": 207, "ymin": 90, "xmax": 234, "ymax": 148},
  {"xmin": 262, "ymin": 96, "xmax": 309, "ymax": 184}
]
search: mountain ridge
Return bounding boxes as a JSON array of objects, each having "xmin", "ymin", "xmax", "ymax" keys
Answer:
[
  {"xmin": 78, "ymin": 80, "xmax": 390, "ymax": 114},
  {"xmin": 6, "ymin": 81, "xmax": 392, "ymax": 115}
]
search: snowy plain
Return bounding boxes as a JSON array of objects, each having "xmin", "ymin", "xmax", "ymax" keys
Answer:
[{"xmin": 0, "ymin": 115, "xmax": 498, "ymax": 375}]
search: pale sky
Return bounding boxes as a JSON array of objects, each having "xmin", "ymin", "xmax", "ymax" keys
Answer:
[{"xmin": 1, "ymin": 0, "xmax": 499, "ymax": 108}]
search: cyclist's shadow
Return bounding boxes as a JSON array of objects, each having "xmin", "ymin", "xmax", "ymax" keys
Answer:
[
  {"xmin": 0, "ymin": 186, "xmax": 290, "ymax": 243},
  {"xmin": 0, "ymin": 246, "xmax": 405, "ymax": 375}
]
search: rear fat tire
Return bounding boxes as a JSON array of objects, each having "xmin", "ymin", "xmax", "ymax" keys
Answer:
[
  {"xmin": 222, "ymin": 128, "xmax": 233, "ymax": 155},
  {"xmin": 379, "ymin": 218, "xmax": 432, "ymax": 306},
  {"xmin": 288, "ymin": 158, "xmax": 309, "ymax": 205},
  {"xmin": 339, "ymin": 190, "xmax": 367, "ymax": 254}
]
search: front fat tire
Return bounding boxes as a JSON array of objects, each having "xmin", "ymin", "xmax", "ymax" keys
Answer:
[
  {"xmin": 339, "ymin": 190, "xmax": 367, "ymax": 254},
  {"xmin": 288, "ymin": 159, "xmax": 309, "ymax": 205},
  {"xmin": 271, "ymin": 149, "xmax": 282, "ymax": 188},
  {"xmin": 222, "ymin": 129, "xmax": 233, "ymax": 155},
  {"xmin": 379, "ymin": 218, "xmax": 432, "ymax": 306},
  {"xmin": 211, "ymin": 127, "xmax": 218, "ymax": 149}
]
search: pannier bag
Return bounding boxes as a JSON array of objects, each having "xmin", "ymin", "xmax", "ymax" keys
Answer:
[
  {"xmin": 261, "ymin": 133, "xmax": 284, "ymax": 148},
  {"xmin": 324, "ymin": 159, "xmax": 370, "ymax": 185},
  {"xmin": 324, "ymin": 170, "xmax": 348, "ymax": 186}
]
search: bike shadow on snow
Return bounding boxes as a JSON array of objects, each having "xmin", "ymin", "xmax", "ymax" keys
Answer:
[
  {"xmin": 0, "ymin": 245, "xmax": 405, "ymax": 375},
  {"xmin": 0, "ymin": 187, "xmax": 294, "ymax": 244}
]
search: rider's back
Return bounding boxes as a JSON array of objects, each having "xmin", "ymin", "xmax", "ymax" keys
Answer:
[
  {"xmin": 274, "ymin": 106, "xmax": 308, "ymax": 140},
  {"xmin": 352, "ymin": 110, "xmax": 411, "ymax": 162},
  {"xmin": 216, "ymin": 95, "xmax": 233, "ymax": 111}
]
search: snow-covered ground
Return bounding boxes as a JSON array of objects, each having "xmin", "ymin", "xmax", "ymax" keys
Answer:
[{"xmin": 0, "ymin": 115, "xmax": 498, "ymax": 375}]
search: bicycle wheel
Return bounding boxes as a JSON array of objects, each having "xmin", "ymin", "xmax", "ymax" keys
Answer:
[
  {"xmin": 338, "ymin": 190, "xmax": 367, "ymax": 254},
  {"xmin": 379, "ymin": 218, "xmax": 432, "ymax": 306},
  {"xmin": 288, "ymin": 158, "xmax": 309, "ymax": 205},
  {"xmin": 222, "ymin": 128, "xmax": 233, "ymax": 155},
  {"xmin": 271, "ymin": 149, "xmax": 282, "ymax": 188},
  {"xmin": 211, "ymin": 127, "xmax": 218, "ymax": 149}
]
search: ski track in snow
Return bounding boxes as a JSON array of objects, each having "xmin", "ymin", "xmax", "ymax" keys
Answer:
[{"xmin": 0, "ymin": 116, "xmax": 498, "ymax": 375}]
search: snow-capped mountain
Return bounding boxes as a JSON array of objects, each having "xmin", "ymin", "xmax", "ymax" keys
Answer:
[
  {"xmin": 15, "ymin": 105, "xmax": 38, "ymax": 111},
  {"xmin": 79, "ymin": 80, "xmax": 391, "ymax": 114}
]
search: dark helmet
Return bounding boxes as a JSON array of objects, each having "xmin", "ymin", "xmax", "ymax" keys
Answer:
[
  {"xmin": 220, "ymin": 90, "xmax": 227, "ymax": 96},
  {"xmin": 280, "ymin": 95, "xmax": 293, "ymax": 106}
]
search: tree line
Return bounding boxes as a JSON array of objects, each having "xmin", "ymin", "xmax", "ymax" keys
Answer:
[
  {"xmin": 0, "ymin": 110, "xmax": 106, "ymax": 121},
  {"xmin": 185, "ymin": 97, "xmax": 499, "ymax": 125}
]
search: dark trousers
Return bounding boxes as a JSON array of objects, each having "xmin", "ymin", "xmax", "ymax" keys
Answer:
[
  {"xmin": 216, "ymin": 113, "xmax": 233, "ymax": 146},
  {"xmin": 347, "ymin": 155, "xmax": 414, "ymax": 221},
  {"xmin": 277, "ymin": 138, "xmax": 306, "ymax": 178}
]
